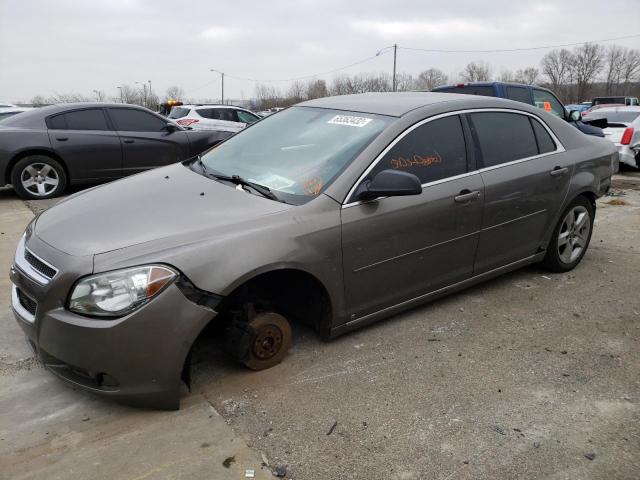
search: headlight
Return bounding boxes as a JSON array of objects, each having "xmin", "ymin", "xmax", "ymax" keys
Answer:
[{"xmin": 68, "ymin": 265, "xmax": 177, "ymax": 317}]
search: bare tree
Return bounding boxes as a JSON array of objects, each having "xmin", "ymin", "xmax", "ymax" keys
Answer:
[
  {"xmin": 287, "ymin": 80, "xmax": 305, "ymax": 102},
  {"xmin": 604, "ymin": 45, "xmax": 625, "ymax": 95},
  {"xmin": 165, "ymin": 86, "xmax": 185, "ymax": 101},
  {"xmin": 514, "ymin": 67, "xmax": 540, "ymax": 85},
  {"xmin": 499, "ymin": 69, "xmax": 515, "ymax": 82},
  {"xmin": 620, "ymin": 48, "xmax": 640, "ymax": 95},
  {"xmin": 255, "ymin": 83, "xmax": 282, "ymax": 109},
  {"xmin": 395, "ymin": 73, "xmax": 416, "ymax": 92},
  {"xmin": 571, "ymin": 43, "xmax": 605, "ymax": 102},
  {"xmin": 416, "ymin": 68, "xmax": 448, "ymax": 90},
  {"xmin": 120, "ymin": 84, "xmax": 140, "ymax": 104},
  {"xmin": 540, "ymin": 49, "xmax": 574, "ymax": 97},
  {"xmin": 30, "ymin": 95, "xmax": 49, "ymax": 106},
  {"xmin": 460, "ymin": 61, "xmax": 491, "ymax": 82},
  {"xmin": 305, "ymin": 79, "xmax": 328, "ymax": 99}
]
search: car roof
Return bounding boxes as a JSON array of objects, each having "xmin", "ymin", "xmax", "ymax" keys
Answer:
[
  {"xmin": 297, "ymin": 91, "xmax": 523, "ymax": 117},
  {"xmin": 589, "ymin": 105, "xmax": 640, "ymax": 112}
]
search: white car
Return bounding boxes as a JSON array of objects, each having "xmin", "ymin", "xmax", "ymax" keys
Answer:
[
  {"xmin": 257, "ymin": 107, "xmax": 284, "ymax": 117},
  {"xmin": 167, "ymin": 104, "xmax": 260, "ymax": 133},
  {"xmin": 588, "ymin": 106, "xmax": 640, "ymax": 168}
]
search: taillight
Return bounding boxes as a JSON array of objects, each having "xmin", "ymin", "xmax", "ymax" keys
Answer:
[
  {"xmin": 177, "ymin": 119, "xmax": 199, "ymax": 126},
  {"xmin": 621, "ymin": 127, "xmax": 634, "ymax": 145}
]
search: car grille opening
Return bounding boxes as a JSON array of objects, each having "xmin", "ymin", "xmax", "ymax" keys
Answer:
[
  {"xmin": 16, "ymin": 288, "xmax": 37, "ymax": 315},
  {"xmin": 24, "ymin": 250, "xmax": 57, "ymax": 279}
]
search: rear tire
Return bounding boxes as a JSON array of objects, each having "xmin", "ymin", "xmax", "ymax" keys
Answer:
[
  {"xmin": 11, "ymin": 155, "xmax": 67, "ymax": 200},
  {"xmin": 542, "ymin": 196, "xmax": 594, "ymax": 272}
]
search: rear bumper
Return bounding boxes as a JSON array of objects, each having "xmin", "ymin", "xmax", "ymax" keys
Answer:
[
  {"xmin": 616, "ymin": 145, "xmax": 638, "ymax": 168},
  {"xmin": 10, "ymin": 265, "xmax": 215, "ymax": 410}
]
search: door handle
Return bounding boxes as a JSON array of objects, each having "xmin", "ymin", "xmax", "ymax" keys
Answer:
[
  {"xmin": 549, "ymin": 167, "xmax": 568, "ymax": 177},
  {"xmin": 56, "ymin": 137, "xmax": 68, "ymax": 141},
  {"xmin": 454, "ymin": 189, "xmax": 481, "ymax": 203},
  {"xmin": 123, "ymin": 139, "xmax": 134, "ymax": 144}
]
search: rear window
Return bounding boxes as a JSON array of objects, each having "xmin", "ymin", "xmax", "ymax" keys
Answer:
[
  {"xmin": 506, "ymin": 86, "xmax": 531, "ymax": 104},
  {"xmin": 592, "ymin": 97, "xmax": 625, "ymax": 106},
  {"xmin": 586, "ymin": 111, "xmax": 640, "ymax": 123},
  {"xmin": 530, "ymin": 118, "xmax": 556, "ymax": 154},
  {"xmin": 435, "ymin": 85, "xmax": 496, "ymax": 97},
  {"xmin": 46, "ymin": 109, "xmax": 109, "ymax": 130},
  {"xmin": 168, "ymin": 107, "xmax": 190, "ymax": 119},
  {"xmin": 46, "ymin": 114, "xmax": 66, "ymax": 129},
  {"xmin": 469, "ymin": 112, "xmax": 538, "ymax": 167}
]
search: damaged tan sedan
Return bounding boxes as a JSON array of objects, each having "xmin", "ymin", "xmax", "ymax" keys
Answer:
[{"xmin": 10, "ymin": 93, "xmax": 616, "ymax": 409}]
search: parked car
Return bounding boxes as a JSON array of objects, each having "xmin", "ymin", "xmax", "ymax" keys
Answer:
[
  {"xmin": 431, "ymin": 82, "xmax": 605, "ymax": 137},
  {"xmin": 257, "ymin": 107, "xmax": 285, "ymax": 117},
  {"xmin": 565, "ymin": 103, "xmax": 590, "ymax": 113},
  {"xmin": 592, "ymin": 96, "xmax": 639, "ymax": 106},
  {"xmin": 582, "ymin": 103, "xmax": 623, "ymax": 119},
  {"xmin": 0, "ymin": 103, "xmax": 229, "ymax": 199},
  {"xmin": 10, "ymin": 92, "xmax": 616, "ymax": 409},
  {"xmin": 168, "ymin": 104, "xmax": 261, "ymax": 132},
  {"xmin": 0, "ymin": 106, "xmax": 32, "ymax": 121},
  {"xmin": 585, "ymin": 106, "xmax": 640, "ymax": 168}
]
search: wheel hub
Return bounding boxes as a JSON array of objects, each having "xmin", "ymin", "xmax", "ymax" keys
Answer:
[{"xmin": 252, "ymin": 324, "xmax": 283, "ymax": 360}]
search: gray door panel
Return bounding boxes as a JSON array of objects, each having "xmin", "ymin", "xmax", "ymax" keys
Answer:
[
  {"xmin": 341, "ymin": 173, "xmax": 484, "ymax": 319},
  {"xmin": 475, "ymin": 154, "xmax": 572, "ymax": 273},
  {"xmin": 48, "ymin": 130, "xmax": 122, "ymax": 180},
  {"xmin": 118, "ymin": 131, "xmax": 191, "ymax": 175}
]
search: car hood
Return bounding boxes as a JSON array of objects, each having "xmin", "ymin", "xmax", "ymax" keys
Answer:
[{"xmin": 34, "ymin": 163, "xmax": 293, "ymax": 256}]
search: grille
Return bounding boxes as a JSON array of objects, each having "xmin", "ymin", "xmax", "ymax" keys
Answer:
[
  {"xmin": 25, "ymin": 250, "xmax": 57, "ymax": 279},
  {"xmin": 16, "ymin": 288, "xmax": 37, "ymax": 315}
]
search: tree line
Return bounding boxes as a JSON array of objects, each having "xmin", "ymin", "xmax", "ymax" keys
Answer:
[{"xmin": 27, "ymin": 42, "xmax": 640, "ymax": 110}]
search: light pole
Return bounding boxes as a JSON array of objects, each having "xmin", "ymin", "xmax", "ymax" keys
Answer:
[
  {"xmin": 135, "ymin": 81, "xmax": 148, "ymax": 107},
  {"xmin": 210, "ymin": 69, "xmax": 224, "ymax": 104},
  {"xmin": 92, "ymin": 89, "xmax": 100, "ymax": 101},
  {"xmin": 117, "ymin": 86, "xmax": 123, "ymax": 103},
  {"xmin": 376, "ymin": 45, "xmax": 397, "ymax": 92},
  {"xmin": 148, "ymin": 80, "xmax": 152, "ymax": 106}
]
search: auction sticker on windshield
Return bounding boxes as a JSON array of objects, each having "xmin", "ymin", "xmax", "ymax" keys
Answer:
[
  {"xmin": 250, "ymin": 173, "xmax": 296, "ymax": 192},
  {"xmin": 328, "ymin": 115, "xmax": 373, "ymax": 128}
]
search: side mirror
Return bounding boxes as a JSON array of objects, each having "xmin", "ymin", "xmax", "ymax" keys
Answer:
[
  {"xmin": 355, "ymin": 169, "xmax": 422, "ymax": 201},
  {"xmin": 569, "ymin": 110, "xmax": 581, "ymax": 122},
  {"xmin": 164, "ymin": 122, "xmax": 179, "ymax": 133}
]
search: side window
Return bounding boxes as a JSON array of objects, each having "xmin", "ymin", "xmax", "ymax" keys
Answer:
[
  {"xmin": 530, "ymin": 118, "xmax": 556, "ymax": 154},
  {"xmin": 196, "ymin": 108, "xmax": 215, "ymax": 119},
  {"xmin": 506, "ymin": 86, "xmax": 532, "ymax": 104},
  {"xmin": 109, "ymin": 108, "xmax": 166, "ymax": 132},
  {"xmin": 532, "ymin": 89, "xmax": 565, "ymax": 118},
  {"xmin": 46, "ymin": 114, "xmax": 67, "ymax": 130},
  {"xmin": 213, "ymin": 108, "xmax": 238, "ymax": 122},
  {"xmin": 237, "ymin": 110, "xmax": 259, "ymax": 124},
  {"xmin": 368, "ymin": 115, "xmax": 467, "ymax": 184},
  {"xmin": 63, "ymin": 109, "xmax": 109, "ymax": 130},
  {"xmin": 470, "ymin": 112, "xmax": 538, "ymax": 167}
]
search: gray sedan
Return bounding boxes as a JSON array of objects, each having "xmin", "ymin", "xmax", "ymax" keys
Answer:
[
  {"xmin": 10, "ymin": 93, "xmax": 617, "ymax": 409},
  {"xmin": 0, "ymin": 103, "xmax": 231, "ymax": 199}
]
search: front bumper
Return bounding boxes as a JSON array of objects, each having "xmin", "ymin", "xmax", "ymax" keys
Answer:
[{"xmin": 10, "ymin": 243, "xmax": 216, "ymax": 410}]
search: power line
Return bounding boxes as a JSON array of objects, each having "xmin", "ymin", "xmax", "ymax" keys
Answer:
[
  {"xmin": 190, "ymin": 33, "xmax": 640, "ymax": 87},
  {"xmin": 223, "ymin": 50, "xmax": 391, "ymax": 83},
  {"xmin": 399, "ymin": 33, "xmax": 640, "ymax": 54}
]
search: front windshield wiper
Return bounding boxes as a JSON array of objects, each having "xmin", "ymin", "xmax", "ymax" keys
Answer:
[{"xmin": 191, "ymin": 157, "xmax": 282, "ymax": 202}]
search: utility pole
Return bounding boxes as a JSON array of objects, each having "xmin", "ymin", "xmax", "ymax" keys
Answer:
[
  {"xmin": 210, "ymin": 69, "xmax": 224, "ymax": 104},
  {"xmin": 117, "ymin": 86, "xmax": 123, "ymax": 103},
  {"xmin": 148, "ymin": 80, "xmax": 152, "ymax": 104},
  {"xmin": 392, "ymin": 44, "xmax": 397, "ymax": 92}
]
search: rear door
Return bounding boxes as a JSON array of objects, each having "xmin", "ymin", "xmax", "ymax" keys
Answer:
[
  {"xmin": 47, "ymin": 108, "xmax": 122, "ymax": 180},
  {"xmin": 341, "ymin": 114, "xmax": 484, "ymax": 320},
  {"xmin": 107, "ymin": 107, "xmax": 191, "ymax": 175},
  {"xmin": 468, "ymin": 110, "xmax": 572, "ymax": 273}
]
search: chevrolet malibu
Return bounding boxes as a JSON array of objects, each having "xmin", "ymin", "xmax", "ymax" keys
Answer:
[{"xmin": 10, "ymin": 93, "xmax": 617, "ymax": 409}]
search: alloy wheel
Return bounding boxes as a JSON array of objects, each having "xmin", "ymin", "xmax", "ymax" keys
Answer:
[
  {"xmin": 20, "ymin": 163, "xmax": 59, "ymax": 197},
  {"xmin": 557, "ymin": 205, "xmax": 590, "ymax": 264}
]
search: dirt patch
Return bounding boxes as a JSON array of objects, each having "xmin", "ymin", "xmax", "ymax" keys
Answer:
[{"xmin": 605, "ymin": 198, "xmax": 629, "ymax": 206}]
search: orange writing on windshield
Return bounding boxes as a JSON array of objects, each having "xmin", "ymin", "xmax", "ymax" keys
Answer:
[{"xmin": 390, "ymin": 153, "xmax": 442, "ymax": 169}]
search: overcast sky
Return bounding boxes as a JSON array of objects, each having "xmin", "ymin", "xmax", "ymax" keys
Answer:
[{"xmin": 1, "ymin": 0, "xmax": 639, "ymax": 103}]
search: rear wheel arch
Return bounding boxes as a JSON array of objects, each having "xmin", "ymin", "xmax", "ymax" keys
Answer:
[{"xmin": 6, "ymin": 149, "xmax": 69, "ymax": 186}]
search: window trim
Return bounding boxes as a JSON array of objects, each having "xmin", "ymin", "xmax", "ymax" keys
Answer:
[{"xmin": 342, "ymin": 108, "xmax": 565, "ymax": 208}]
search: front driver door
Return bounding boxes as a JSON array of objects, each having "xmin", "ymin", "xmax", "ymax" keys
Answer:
[
  {"xmin": 107, "ymin": 107, "xmax": 191, "ymax": 175},
  {"xmin": 341, "ymin": 114, "xmax": 484, "ymax": 321}
]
